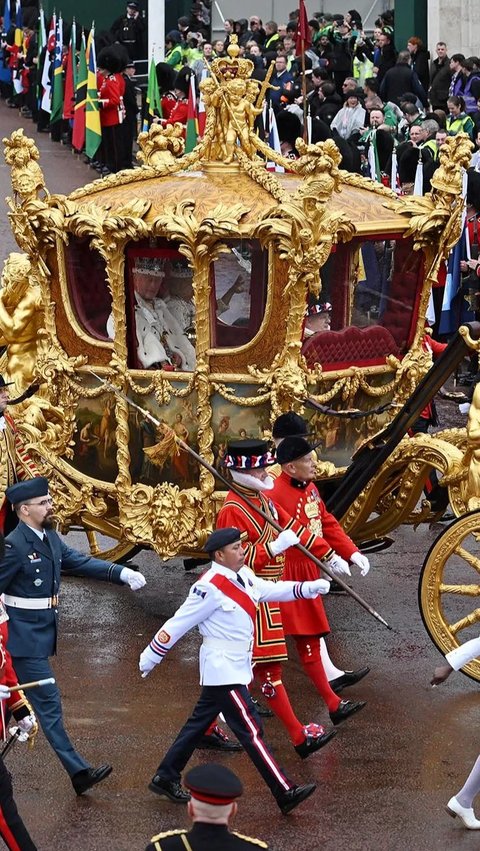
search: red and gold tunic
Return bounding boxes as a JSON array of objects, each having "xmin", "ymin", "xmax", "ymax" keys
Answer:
[
  {"xmin": 272, "ymin": 471, "xmax": 358, "ymax": 636},
  {"xmin": 0, "ymin": 604, "xmax": 33, "ymax": 739},
  {"xmin": 217, "ymin": 486, "xmax": 288, "ymax": 663},
  {"xmin": 0, "ymin": 411, "xmax": 38, "ymax": 532},
  {"xmin": 217, "ymin": 484, "xmax": 324, "ymax": 662}
]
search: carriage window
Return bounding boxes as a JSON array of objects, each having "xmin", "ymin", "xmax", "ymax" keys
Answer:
[
  {"xmin": 64, "ymin": 236, "xmax": 111, "ymax": 341},
  {"xmin": 211, "ymin": 239, "xmax": 267, "ymax": 348},
  {"xmin": 301, "ymin": 236, "xmax": 424, "ymax": 369},
  {"xmin": 122, "ymin": 242, "xmax": 196, "ymax": 372}
]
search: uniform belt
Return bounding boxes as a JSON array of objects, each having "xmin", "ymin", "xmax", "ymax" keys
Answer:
[
  {"xmin": 4, "ymin": 595, "xmax": 59, "ymax": 610},
  {"xmin": 202, "ymin": 636, "xmax": 253, "ymax": 653}
]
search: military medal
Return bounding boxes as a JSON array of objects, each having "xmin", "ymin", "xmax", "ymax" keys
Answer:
[{"xmin": 304, "ymin": 501, "xmax": 319, "ymax": 519}]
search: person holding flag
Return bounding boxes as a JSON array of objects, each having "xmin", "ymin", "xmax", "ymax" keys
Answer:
[{"xmin": 96, "ymin": 44, "xmax": 127, "ymax": 174}]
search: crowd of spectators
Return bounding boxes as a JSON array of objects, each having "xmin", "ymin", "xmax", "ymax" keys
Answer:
[{"xmin": 1, "ymin": 4, "xmax": 480, "ymax": 199}]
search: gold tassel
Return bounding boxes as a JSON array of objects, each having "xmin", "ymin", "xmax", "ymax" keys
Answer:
[{"xmin": 143, "ymin": 425, "xmax": 180, "ymax": 469}]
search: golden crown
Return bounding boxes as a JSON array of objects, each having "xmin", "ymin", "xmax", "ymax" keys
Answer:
[{"xmin": 211, "ymin": 35, "xmax": 253, "ymax": 81}]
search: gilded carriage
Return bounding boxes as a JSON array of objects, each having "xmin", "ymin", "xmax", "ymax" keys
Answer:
[{"xmin": 3, "ymin": 39, "xmax": 480, "ymax": 676}]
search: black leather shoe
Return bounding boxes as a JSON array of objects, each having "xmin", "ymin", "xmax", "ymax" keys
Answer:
[
  {"xmin": 330, "ymin": 667, "xmax": 370, "ymax": 693},
  {"xmin": 277, "ymin": 782, "xmax": 317, "ymax": 815},
  {"xmin": 329, "ymin": 699, "xmax": 366, "ymax": 726},
  {"xmin": 197, "ymin": 724, "xmax": 242, "ymax": 751},
  {"xmin": 251, "ymin": 696, "xmax": 274, "ymax": 718},
  {"xmin": 148, "ymin": 776, "xmax": 190, "ymax": 803},
  {"xmin": 294, "ymin": 728, "xmax": 337, "ymax": 759},
  {"xmin": 71, "ymin": 764, "xmax": 112, "ymax": 795}
]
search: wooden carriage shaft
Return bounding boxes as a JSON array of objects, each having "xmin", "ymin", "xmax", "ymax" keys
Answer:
[{"xmin": 88, "ymin": 372, "xmax": 391, "ymax": 630}]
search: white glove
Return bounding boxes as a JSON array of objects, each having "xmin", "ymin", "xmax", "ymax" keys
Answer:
[
  {"xmin": 350, "ymin": 552, "xmax": 370, "ymax": 576},
  {"xmin": 269, "ymin": 530, "xmax": 300, "ymax": 556},
  {"xmin": 324, "ymin": 553, "xmax": 351, "ymax": 577},
  {"xmin": 139, "ymin": 645, "xmax": 161, "ymax": 678},
  {"xmin": 0, "ymin": 685, "xmax": 10, "ymax": 701},
  {"xmin": 301, "ymin": 579, "xmax": 331, "ymax": 597},
  {"xmin": 17, "ymin": 713, "xmax": 37, "ymax": 733},
  {"xmin": 120, "ymin": 567, "xmax": 147, "ymax": 591}
]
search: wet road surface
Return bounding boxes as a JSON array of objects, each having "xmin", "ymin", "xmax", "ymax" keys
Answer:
[
  {"xmin": 0, "ymin": 108, "xmax": 479, "ymax": 850},
  {"xmin": 7, "ymin": 521, "xmax": 480, "ymax": 851}
]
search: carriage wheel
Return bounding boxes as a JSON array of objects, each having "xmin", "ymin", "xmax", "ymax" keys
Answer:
[{"xmin": 419, "ymin": 510, "xmax": 480, "ymax": 682}]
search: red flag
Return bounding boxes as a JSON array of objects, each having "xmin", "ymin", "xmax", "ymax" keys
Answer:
[
  {"xmin": 295, "ymin": 0, "xmax": 312, "ymax": 54},
  {"xmin": 62, "ymin": 41, "xmax": 75, "ymax": 119}
]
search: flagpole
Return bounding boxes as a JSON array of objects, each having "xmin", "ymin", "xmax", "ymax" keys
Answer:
[{"xmin": 301, "ymin": 39, "xmax": 308, "ymax": 141}]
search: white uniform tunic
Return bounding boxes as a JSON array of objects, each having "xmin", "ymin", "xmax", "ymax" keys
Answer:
[
  {"xmin": 446, "ymin": 636, "xmax": 480, "ymax": 671},
  {"xmin": 148, "ymin": 562, "xmax": 319, "ymax": 686}
]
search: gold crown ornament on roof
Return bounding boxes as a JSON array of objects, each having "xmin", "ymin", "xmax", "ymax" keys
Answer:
[{"xmin": 210, "ymin": 35, "xmax": 253, "ymax": 81}]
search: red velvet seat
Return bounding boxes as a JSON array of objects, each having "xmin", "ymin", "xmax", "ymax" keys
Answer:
[{"xmin": 302, "ymin": 325, "xmax": 401, "ymax": 371}]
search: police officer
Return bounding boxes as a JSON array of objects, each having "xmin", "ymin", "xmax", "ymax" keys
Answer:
[
  {"xmin": 111, "ymin": 2, "xmax": 146, "ymax": 63},
  {"xmin": 0, "ymin": 477, "xmax": 147, "ymax": 794},
  {"xmin": 145, "ymin": 763, "xmax": 268, "ymax": 849},
  {"xmin": 140, "ymin": 527, "xmax": 333, "ymax": 815}
]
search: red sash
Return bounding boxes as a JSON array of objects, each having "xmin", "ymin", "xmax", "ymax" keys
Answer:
[{"xmin": 209, "ymin": 574, "xmax": 257, "ymax": 622}]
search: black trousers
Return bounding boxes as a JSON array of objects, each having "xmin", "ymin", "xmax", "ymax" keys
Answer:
[
  {"xmin": 0, "ymin": 756, "xmax": 36, "ymax": 850},
  {"xmin": 155, "ymin": 684, "xmax": 293, "ymax": 801}
]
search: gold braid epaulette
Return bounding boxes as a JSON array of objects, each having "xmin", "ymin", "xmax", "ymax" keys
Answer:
[
  {"xmin": 232, "ymin": 831, "xmax": 268, "ymax": 847},
  {"xmin": 148, "ymin": 829, "xmax": 188, "ymax": 849}
]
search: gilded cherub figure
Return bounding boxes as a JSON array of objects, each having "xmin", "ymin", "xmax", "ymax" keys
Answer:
[
  {"xmin": 0, "ymin": 252, "xmax": 44, "ymax": 394},
  {"xmin": 3, "ymin": 129, "xmax": 46, "ymax": 203}
]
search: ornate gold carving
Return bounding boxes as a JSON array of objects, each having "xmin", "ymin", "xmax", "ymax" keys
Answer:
[
  {"xmin": 119, "ymin": 483, "xmax": 213, "ymax": 557},
  {"xmin": 0, "ymin": 253, "xmax": 44, "ymax": 393},
  {"xmin": 0, "ymin": 56, "xmax": 475, "ymax": 564},
  {"xmin": 136, "ymin": 122, "xmax": 185, "ymax": 167}
]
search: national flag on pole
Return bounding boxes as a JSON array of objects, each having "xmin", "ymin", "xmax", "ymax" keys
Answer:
[
  {"xmin": 3, "ymin": 0, "xmax": 11, "ymax": 33},
  {"xmin": 266, "ymin": 107, "xmax": 285, "ymax": 172},
  {"xmin": 413, "ymin": 148, "xmax": 423, "ymax": 196},
  {"xmin": 40, "ymin": 13, "xmax": 56, "ymax": 112},
  {"xmin": 63, "ymin": 20, "xmax": 76, "ymax": 120},
  {"xmin": 367, "ymin": 130, "xmax": 381, "ymax": 182},
  {"xmin": 197, "ymin": 69, "xmax": 207, "ymax": 137},
  {"xmin": 50, "ymin": 15, "xmax": 64, "ymax": 124},
  {"xmin": 184, "ymin": 71, "xmax": 198, "ymax": 154},
  {"xmin": 439, "ymin": 233, "xmax": 466, "ymax": 335},
  {"xmin": 295, "ymin": 0, "xmax": 311, "ymax": 55},
  {"xmin": 72, "ymin": 30, "xmax": 87, "ymax": 151},
  {"xmin": 14, "ymin": 0, "xmax": 22, "ymax": 47},
  {"xmin": 0, "ymin": 0, "xmax": 11, "ymax": 84},
  {"xmin": 142, "ymin": 56, "xmax": 161, "ymax": 131},
  {"xmin": 36, "ymin": 6, "xmax": 46, "ymax": 102},
  {"xmin": 85, "ymin": 27, "xmax": 101, "ymax": 159}
]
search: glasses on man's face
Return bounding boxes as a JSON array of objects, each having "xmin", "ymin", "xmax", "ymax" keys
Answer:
[{"xmin": 27, "ymin": 498, "xmax": 53, "ymax": 507}]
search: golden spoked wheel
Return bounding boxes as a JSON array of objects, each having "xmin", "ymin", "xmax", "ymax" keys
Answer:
[{"xmin": 419, "ymin": 510, "xmax": 480, "ymax": 682}]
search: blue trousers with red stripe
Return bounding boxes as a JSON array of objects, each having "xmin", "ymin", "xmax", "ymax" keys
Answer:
[
  {"xmin": 154, "ymin": 684, "xmax": 293, "ymax": 801},
  {"xmin": 0, "ymin": 756, "xmax": 36, "ymax": 850}
]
